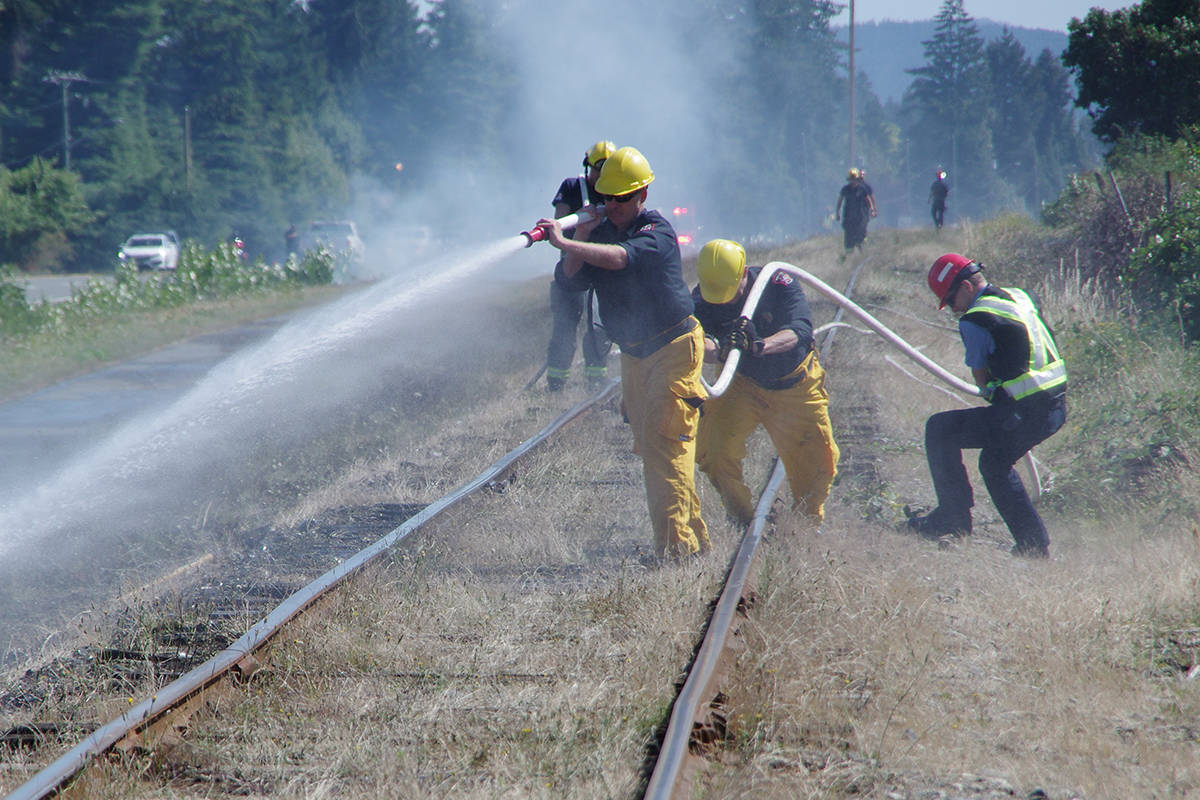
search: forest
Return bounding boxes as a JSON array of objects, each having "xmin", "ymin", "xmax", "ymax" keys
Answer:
[{"xmin": 0, "ymin": 0, "xmax": 1193, "ymax": 274}]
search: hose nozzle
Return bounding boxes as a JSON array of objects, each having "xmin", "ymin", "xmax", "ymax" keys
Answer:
[
  {"xmin": 520, "ymin": 225, "xmax": 547, "ymax": 247},
  {"xmin": 519, "ymin": 207, "xmax": 599, "ymax": 247}
]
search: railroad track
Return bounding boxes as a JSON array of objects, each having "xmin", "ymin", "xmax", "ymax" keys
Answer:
[{"xmin": 4, "ymin": 254, "xmax": 873, "ymax": 800}]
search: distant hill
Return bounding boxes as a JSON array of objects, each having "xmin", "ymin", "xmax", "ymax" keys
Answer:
[{"xmin": 834, "ymin": 20, "xmax": 1070, "ymax": 104}]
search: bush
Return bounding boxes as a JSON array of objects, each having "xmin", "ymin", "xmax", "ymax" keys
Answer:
[
  {"xmin": 1124, "ymin": 187, "xmax": 1200, "ymax": 343},
  {"xmin": 0, "ymin": 241, "xmax": 337, "ymax": 343}
]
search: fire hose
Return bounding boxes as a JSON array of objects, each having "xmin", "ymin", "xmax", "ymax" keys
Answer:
[
  {"xmin": 518, "ymin": 225, "xmax": 1041, "ymax": 499},
  {"xmin": 703, "ymin": 261, "xmax": 1041, "ymax": 499}
]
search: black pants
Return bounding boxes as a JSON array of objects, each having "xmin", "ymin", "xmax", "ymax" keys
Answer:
[
  {"xmin": 931, "ymin": 201, "xmax": 945, "ymax": 229},
  {"xmin": 547, "ymin": 281, "xmax": 609, "ymax": 378},
  {"xmin": 843, "ymin": 218, "xmax": 868, "ymax": 250},
  {"xmin": 925, "ymin": 393, "xmax": 1066, "ymax": 552}
]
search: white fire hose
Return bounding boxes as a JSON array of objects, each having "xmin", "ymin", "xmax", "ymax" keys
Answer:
[{"xmin": 704, "ymin": 261, "xmax": 1042, "ymax": 500}]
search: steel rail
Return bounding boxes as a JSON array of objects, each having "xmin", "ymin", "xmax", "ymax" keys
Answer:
[
  {"xmin": 644, "ymin": 256, "xmax": 870, "ymax": 800},
  {"xmin": 7, "ymin": 380, "xmax": 620, "ymax": 800}
]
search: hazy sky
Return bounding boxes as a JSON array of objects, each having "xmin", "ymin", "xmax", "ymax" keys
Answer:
[{"xmin": 832, "ymin": 0, "xmax": 1129, "ymax": 32}]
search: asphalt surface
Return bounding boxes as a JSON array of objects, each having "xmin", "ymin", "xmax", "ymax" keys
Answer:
[
  {"xmin": 20, "ymin": 273, "xmax": 113, "ymax": 304},
  {"xmin": 0, "ymin": 316, "xmax": 289, "ymax": 495}
]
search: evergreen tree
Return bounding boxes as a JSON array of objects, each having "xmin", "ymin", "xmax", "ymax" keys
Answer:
[
  {"xmin": 901, "ymin": 0, "xmax": 1003, "ymax": 219},
  {"xmin": 986, "ymin": 29, "xmax": 1036, "ymax": 206},
  {"xmin": 1029, "ymin": 48, "xmax": 1092, "ymax": 210}
]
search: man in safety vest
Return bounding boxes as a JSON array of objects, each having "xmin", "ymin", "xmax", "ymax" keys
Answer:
[
  {"xmin": 536, "ymin": 147, "xmax": 709, "ymax": 560},
  {"xmin": 907, "ymin": 253, "xmax": 1067, "ymax": 558},
  {"xmin": 692, "ymin": 239, "xmax": 840, "ymax": 527},
  {"xmin": 544, "ymin": 141, "xmax": 615, "ymax": 391}
]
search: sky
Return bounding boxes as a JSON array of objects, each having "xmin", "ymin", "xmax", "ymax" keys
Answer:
[{"xmin": 831, "ymin": 0, "xmax": 1130, "ymax": 32}]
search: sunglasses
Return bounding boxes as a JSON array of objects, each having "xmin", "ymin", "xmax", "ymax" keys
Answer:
[{"xmin": 602, "ymin": 191, "xmax": 640, "ymax": 204}]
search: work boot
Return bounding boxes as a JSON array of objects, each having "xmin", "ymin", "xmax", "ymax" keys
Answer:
[
  {"xmin": 905, "ymin": 506, "xmax": 972, "ymax": 540},
  {"xmin": 547, "ymin": 376, "xmax": 566, "ymax": 392},
  {"xmin": 1010, "ymin": 542, "xmax": 1049, "ymax": 559}
]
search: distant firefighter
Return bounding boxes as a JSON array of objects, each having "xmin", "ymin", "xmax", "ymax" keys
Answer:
[
  {"xmin": 929, "ymin": 168, "xmax": 949, "ymax": 230},
  {"xmin": 834, "ymin": 168, "xmax": 877, "ymax": 251}
]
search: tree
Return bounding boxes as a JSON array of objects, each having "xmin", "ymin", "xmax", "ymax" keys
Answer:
[
  {"xmin": 1064, "ymin": 0, "xmax": 1200, "ymax": 143},
  {"xmin": 986, "ymin": 30, "xmax": 1036, "ymax": 204},
  {"xmin": 901, "ymin": 0, "xmax": 1003, "ymax": 220},
  {"xmin": 0, "ymin": 157, "xmax": 94, "ymax": 271}
]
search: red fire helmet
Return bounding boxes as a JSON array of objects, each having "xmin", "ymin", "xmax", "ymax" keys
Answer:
[{"xmin": 928, "ymin": 253, "xmax": 979, "ymax": 308}]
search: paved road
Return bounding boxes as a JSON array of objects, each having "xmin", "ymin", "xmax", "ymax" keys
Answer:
[
  {"xmin": 0, "ymin": 315, "xmax": 289, "ymax": 494},
  {"xmin": 21, "ymin": 273, "xmax": 113, "ymax": 304}
]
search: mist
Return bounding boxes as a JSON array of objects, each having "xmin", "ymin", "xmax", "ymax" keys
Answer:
[
  {"xmin": 348, "ymin": 0, "xmax": 835, "ymax": 283},
  {"xmin": 0, "ymin": 0, "xmax": 832, "ymax": 654}
]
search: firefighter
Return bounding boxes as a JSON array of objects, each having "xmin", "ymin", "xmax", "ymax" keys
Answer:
[
  {"xmin": 907, "ymin": 254, "xmax": 1067, "ymax": 558},
  {"xmin": 537, "ymin": 147, "xmax": 709, "ymax": 560},
  {"xmin": 835, "ymin": 168, "xmax": 876, "ymax": 251},
  {"xmin": 692, "ymin": 240, "xmax": 840, "ymax": 527},
  {"xmin": 929, "ymin": 168, "xmax": 949, "ymax": 230},
  {"xmin": 545, "ymin": 141, "xmax": 615, "ymax": 391}
]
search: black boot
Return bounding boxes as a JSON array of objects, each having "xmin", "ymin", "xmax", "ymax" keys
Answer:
[{"xmin": 905, "ymin": 506, "xmax": 972, "ymax": 540}]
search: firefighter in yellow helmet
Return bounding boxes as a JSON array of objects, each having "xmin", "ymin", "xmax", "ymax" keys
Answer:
[
  {"xmin": 544, "ymin": 140, "xmax": 616, "ymax": 391},
  {"xmin": 535, "ymin": 147, "xmax": 709, "ymax": 560},
  {"xmin": 835, "ymin": 167, "xmax": 877, "ymax": 251},
  {"xmin": 693, "ymin": 239, "xmax": 840, "ymax": 526}
]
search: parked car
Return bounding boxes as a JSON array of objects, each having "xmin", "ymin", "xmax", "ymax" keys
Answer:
[
  {"xmin": 118, "ymin": 232, "xmax": 181, "ymax": 271},
  {"xmin": 299, "ymin": 220, "xmax": 365, "ymax": 262}
]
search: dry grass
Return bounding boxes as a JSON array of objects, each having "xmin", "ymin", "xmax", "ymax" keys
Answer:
[{"xmin": 5, "ymin": 223, "xmax": 1200, "ymax": 798}]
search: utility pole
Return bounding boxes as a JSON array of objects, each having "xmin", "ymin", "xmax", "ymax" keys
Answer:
[
  {"xmin": 848, "ymin": 0, "xmax": 856, "ymax": 171},
  {"xmin": 43, "ymin": 70, "xmax": 86, "ymax": 170},
  {"xmin": 184, "ymin": 105, "xmax": 193, "ymax": 191}
]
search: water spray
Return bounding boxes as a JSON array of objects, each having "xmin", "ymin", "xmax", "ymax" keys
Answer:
[{"xmin": 519, "ymin": 208, "xmax": 600, "ymax": 247}]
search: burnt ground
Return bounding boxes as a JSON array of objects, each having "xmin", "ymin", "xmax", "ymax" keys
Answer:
[{"xmin": 0, "ymin": 500, "xmax": 425, "ymax": 751}]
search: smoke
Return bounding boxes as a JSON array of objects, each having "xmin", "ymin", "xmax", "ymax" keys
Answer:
[{"xmin": 345, "ymin": 0, "xmax": 753, "ymax": 285}]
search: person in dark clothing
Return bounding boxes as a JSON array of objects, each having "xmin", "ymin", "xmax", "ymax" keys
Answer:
[
  {"xmin": 907, "ymin": 253, "xmax": 1068, "ymax": 558},
  {"xmin": 929, "ymin": 169, "xmax": 949, "ymax": 230},
  {"xmin": 544, "ymin": 141, "xmax": 615, "ymax": 391},
  {"xmin": 285, "ymin": 224, "xmax": 300, "ymax": 258},
  {"xmin": 835, "ymin": 168, "xmax": 876, "ymax": 251},
  {"xmin": 692, "ymin": 239, "xmax": 839, "ymax": 527},
  {"xmin": 537, "ymin": 146, "xmax": 709, "ymax": 560}
]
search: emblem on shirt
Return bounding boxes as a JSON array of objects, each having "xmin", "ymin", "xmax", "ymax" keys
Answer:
[
  {"xmin": 638, "ymin": 223, "xmax": 656, "ymax": 234},
  {"xmin": 772, "ymin": 273, "xmax": 794, "ymax": 286}
]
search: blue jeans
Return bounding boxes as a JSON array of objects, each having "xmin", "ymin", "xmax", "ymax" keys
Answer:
[{"xmin": 925, "ymin": 393, "xmax": 1066, "ymax": 551}]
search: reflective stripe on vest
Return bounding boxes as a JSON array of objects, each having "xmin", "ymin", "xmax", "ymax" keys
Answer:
[{"xmin": 969, "ymin": 288, "xmax": 1067, "ymax": 400}]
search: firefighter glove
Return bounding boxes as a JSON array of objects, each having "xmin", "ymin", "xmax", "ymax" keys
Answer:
[{"xmin": 726, "ymin": 317, "xmax": 765, "ymax": 357}]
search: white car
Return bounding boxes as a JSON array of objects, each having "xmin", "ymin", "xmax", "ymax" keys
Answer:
[
  {"xmin": 118, "ymin": 232, "xmax": 181, "ymax": 271},
  {"xmin": 299, "ymin": 220, "xmax": 365, "ymax": 262}
]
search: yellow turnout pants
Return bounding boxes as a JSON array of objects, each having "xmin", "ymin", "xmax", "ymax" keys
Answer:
[
  {"xmin": 620, "ymin": 323, "xmax": 710, "ymax": 558},
  {"xmin": 697, "ymin": 350, "xmax": 839, "ymax": 526}
]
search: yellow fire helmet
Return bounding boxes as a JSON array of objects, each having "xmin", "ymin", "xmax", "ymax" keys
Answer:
[
  {"xmin": 697, "ymin": 239, "xmax": 747, "ymax": 304},
  {"xmin": 595, "ymin": 146, "xmax": 655, "ymax": 197},
  {"xmin": 584, "ymin": 140, "xmax": 616, "ymax": 169},
  {"xmin": 847, "ymin": 167, "xmax": 861, "ymax": 180}
]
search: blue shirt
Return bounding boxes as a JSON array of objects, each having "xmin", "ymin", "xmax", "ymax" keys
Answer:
[
  {"xmin": 556, "ymin": 208, "xmax": 693, "ymax": 349},
  {"xmin": 958, "ymin": 285, "xmax": 994, "ymax": 369}
]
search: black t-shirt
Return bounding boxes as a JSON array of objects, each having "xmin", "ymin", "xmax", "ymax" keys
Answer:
[
  {"xmin": 552, "ymin": 175, "xmax": 599, "ymax": 214},
  {"xmin": 693, "ymin": 266, "xmax": 814, "ymax": 388},
  {"xmin": 930, "ymin": 179, "xmax": 948, "ymax": 204},
  {"xmin": 840, "ymin": 181, "xmax": 873, "ymax": 224},
  {"xmin": 557, "ymin": 208, "xmax": 693, "ymax": 349}
]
